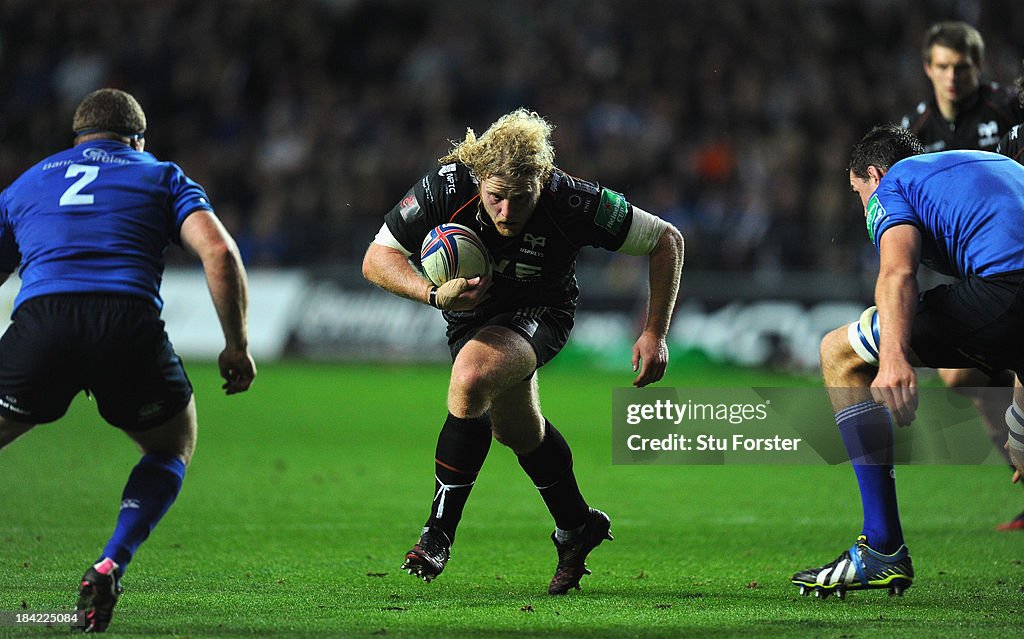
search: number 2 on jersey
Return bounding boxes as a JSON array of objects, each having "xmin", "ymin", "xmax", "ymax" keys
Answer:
[{"xmin": 59, "ymin": 163, "xmax": 99, "ymax": 206}]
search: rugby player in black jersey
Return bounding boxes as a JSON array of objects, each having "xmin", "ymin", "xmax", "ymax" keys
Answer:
[
  {"xmin": 996, "ymin": 62, "xmax": 1024, "ymax": 164},
  {"xmin": 900, "ymin": 21, "xmax": 1023, "ymax": 153},
  {"xmin": 901, "ymin": 24, "xmax": 1024, "ymax": 531},
  {"xmin": 362, "ymin": 109, "xmax": 683, "ymax": 594}
]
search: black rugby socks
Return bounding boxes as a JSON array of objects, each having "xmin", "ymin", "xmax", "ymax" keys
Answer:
[{"xmin": 426, "ymin": 412, "xmax": 493, "ymax": 542}]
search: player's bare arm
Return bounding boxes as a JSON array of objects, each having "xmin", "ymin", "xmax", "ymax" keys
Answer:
[
  {"xmin": 632, "ymin": 224, "xmax": 684, "ymax": 387},
  {"xmin": 180, "ymin": 209, "xmax": 255, "ymax": 395},
  {"xmin": 362, "ymin": 242, "xmax": 489, "ymax": 311},
  {"xmin": 871, "ymin": 225, "xmax": 922, "ymax": 425}
]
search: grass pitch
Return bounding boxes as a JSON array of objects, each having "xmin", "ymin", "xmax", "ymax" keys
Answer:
[{"xmin": 1, "ymin": 358, "xmax": 1022, "ymax": 637}]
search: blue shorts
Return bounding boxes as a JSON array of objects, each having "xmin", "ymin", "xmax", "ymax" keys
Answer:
[
  {"xmin": 0, "ymin": 294, "xmax": 193, "ymax": 431},
  {"xmin": 912, "ymin": 270, "xmax": 1024, "ymax": 378}
]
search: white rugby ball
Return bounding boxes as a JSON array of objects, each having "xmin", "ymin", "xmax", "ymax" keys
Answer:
[{"xmin": 420, "ymin": 223, "xmax": 492, "ymax": 286}]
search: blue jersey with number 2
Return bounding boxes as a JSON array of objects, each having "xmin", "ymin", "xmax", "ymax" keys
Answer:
[
  {"xmin": 867, "ymin": 150, "xmax": 1024, "ymax": 278},
  {"xmin": 0, "ymin": 140, "xmax": 212, "ymax": 311}
]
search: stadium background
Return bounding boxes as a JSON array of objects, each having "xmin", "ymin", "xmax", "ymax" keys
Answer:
[
  {"xmin": 5, "ymin": 0, "xmax": 1022, "ymax": 371},
  {"xmin": 3, "ymin": 2, "xmax": 1024, "ymax": 636}
]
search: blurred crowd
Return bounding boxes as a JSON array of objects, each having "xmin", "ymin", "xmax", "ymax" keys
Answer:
[{"xmin": 1, "ymin": 0, "xmax": 1022, "ymax": 274}]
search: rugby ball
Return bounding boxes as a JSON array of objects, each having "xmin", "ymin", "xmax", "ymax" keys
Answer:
[{"xmin": 420, "ymin": 223, "xmax": 492, "ymax": 286}]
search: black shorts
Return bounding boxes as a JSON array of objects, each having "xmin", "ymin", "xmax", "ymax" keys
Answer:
[
  {"xmin": 911, "ymin": 270, "xmax": 1024, "ymax": 378},
  {"xmin": 0, "ymin": 294, "xmax": 193, "ymax": 431},
  {"xmin": 445, "ymin": 305, "xmax": 574, "ymax": 370}
]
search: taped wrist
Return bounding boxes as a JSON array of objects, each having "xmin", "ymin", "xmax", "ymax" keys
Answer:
[{"xmin": 434, "ymin": 278, "xmax": 468, "ymax": 310}]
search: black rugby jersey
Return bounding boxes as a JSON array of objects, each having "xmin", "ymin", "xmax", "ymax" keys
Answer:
[
  {"xmin": 900, "ymin": 82, "xmax": 1024, "ymax": 152},
  {"xmin": 997, "ymin": 123, "xmax": 1024, "ymax": 164},
  {"xmin": 383, "ymin": 163, "xmax": 634, "ymax": 316}
]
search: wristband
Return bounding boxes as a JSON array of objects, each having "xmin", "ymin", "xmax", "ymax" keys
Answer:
[
  {"xmin": 428, "ymin": 286, "xmax": 439, "ymax": 309},
  {"xmin": 1006, "ymin": 405, "xmax": 1024, "ymax": 451}
]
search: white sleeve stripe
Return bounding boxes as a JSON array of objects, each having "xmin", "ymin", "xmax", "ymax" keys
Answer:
[
  {"xmin": 372, "ymin": 222, "xmax": 412, "ymax": 257},
  {"xmin": 617, "ymin": 206, "xmax": 669, "ymax": 255}
]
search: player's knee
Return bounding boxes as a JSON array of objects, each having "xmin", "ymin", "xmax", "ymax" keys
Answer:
[
  {"xmin": 821, "ymin": 323, "xmax": 874, "ymax": 386},
  {"xmin": 129, "ymin": 401, "xmax": 197, "ymax": 465},
  {"xmin": 448, "ymin": 364, "xmax": 493, "ymax": 413},
  {"xmin": 938, "ymin": 367, "xmax": 989, "ymax": 389},
  {"xmin": 820, "ymin": 326, "xmax": 855, "ymax": 366}
]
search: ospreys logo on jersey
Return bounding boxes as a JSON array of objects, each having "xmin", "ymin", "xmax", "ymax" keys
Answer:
[
  {"xmin": 978, "ymin": 120, "xmax": 1000, "ymax": 148},
  {"xmin": 523, "ymin": 234, "xmax": 546, "ymax": 249},
  {"xmin": 596, "ymin": 188, "xmax": 629, "ymax": 234}
]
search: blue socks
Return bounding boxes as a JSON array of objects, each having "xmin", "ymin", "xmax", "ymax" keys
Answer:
[
  {"xmin": 835, "ymin": 401, "xmax": 904, "ymax": 554},
  {"xmin": 100, "ymin": 454, "xmax": 186, "ymax": 572}
]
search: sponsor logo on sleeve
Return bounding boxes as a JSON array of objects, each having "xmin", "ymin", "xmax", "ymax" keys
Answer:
[
  {"xmin": 865, "ymin": 194, "xmax": 886, "ymax": 243},
  {"xmin": 438, "ymin": 163, "xmax": 457, "ymax": 195},
  {"xmin": 596, "ymin": 188, "xmax": 629, "ymax": 233},
  {"xmin": 549, "ymin": 171, "xmax": 562, "ymax": 192},
  {"xmin": 399, "ymin": 190, "xmax": 422, "ymax": 222}
]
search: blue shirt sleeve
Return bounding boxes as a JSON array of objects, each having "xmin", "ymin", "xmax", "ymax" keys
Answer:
[
  {"xmin": 867, "ymin": 181, "xmax": 921, "ymax": 251},
  {"xmin": 167, "ymin": 164, "xmax": 214, "ymax": 245}
]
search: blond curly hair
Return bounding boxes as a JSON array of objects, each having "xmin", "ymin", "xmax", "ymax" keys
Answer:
[{"xmin": 439, "ymin": 108, "xmax": 555, "ymax": 182}]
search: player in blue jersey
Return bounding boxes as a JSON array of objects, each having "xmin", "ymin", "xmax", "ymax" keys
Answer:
[
  {"xmin": 791, "ymin": 124, "xmax": 1024, "ymax": 599},
  {"xmin": 0, "ymin": 88, "xmax": 255, "ymax": 632},
  {"xmin": 363, "ymin": 109, "xmax": 683, "ymax": 594}
]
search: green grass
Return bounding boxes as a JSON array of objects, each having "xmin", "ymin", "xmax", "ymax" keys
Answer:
[{"xmin": 1, "ymin": 358, "xmax": 1022, "ymax": 637}]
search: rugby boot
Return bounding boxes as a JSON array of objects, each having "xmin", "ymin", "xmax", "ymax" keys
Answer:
[
  {"xmin": 402, "ymin": 526, "xmax": 451, "ymax": 582},
  {"xmin": 792, "ymin": 535, "xmax": 913, "ymax": 599},
  {"xmin": 76, "ymin": 558, "xmax": 123, "ymax": 632},
  {"xmin": 548, "ymin": 508, "xmax": 613, "ymax": 595},
  {"xmin": 995, "ymin": 509, "xmax": 1024, "ymax": 531}
]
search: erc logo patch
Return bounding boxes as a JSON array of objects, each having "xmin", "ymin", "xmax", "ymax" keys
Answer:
[
  {"xmin": 596, "ymin": 188, "xmax": 629, "ymax": 234},
  {"xmin": 865, "ymin": 193, "xmax": 886, "ymax": 243}
]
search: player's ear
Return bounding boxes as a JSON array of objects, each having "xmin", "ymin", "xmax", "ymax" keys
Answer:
[{"xmin": 866, "ymin": 165, "xmax": 886, "ymax": 184}]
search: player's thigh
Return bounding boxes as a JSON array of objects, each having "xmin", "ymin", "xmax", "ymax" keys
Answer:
[
  {"xmin": 0, "ymin": 298, "xmax": 85, "ymax": 425},
  {"xmin": 87, "ymin": 301, "xmax": 194, "ymax": 431},
  {"xmin": 125, "ymin": 396, "xmax": 197, "ymax": 464},
  {"xmin": 450, "ymin": 325, "xmax": 538, "ymax": 398}
]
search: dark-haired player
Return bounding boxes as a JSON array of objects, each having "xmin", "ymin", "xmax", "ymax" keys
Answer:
[
  {"xmin": 900, "ymin": 21, "xmax": 1023, "ymax": 153},
  {"xmin": 792, "ymin": 124, "xmax": 1024, "ymax": 598},
  {"xmin": 901, "ymin": 23, "xmax": 1024, "ymax": 531}
]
